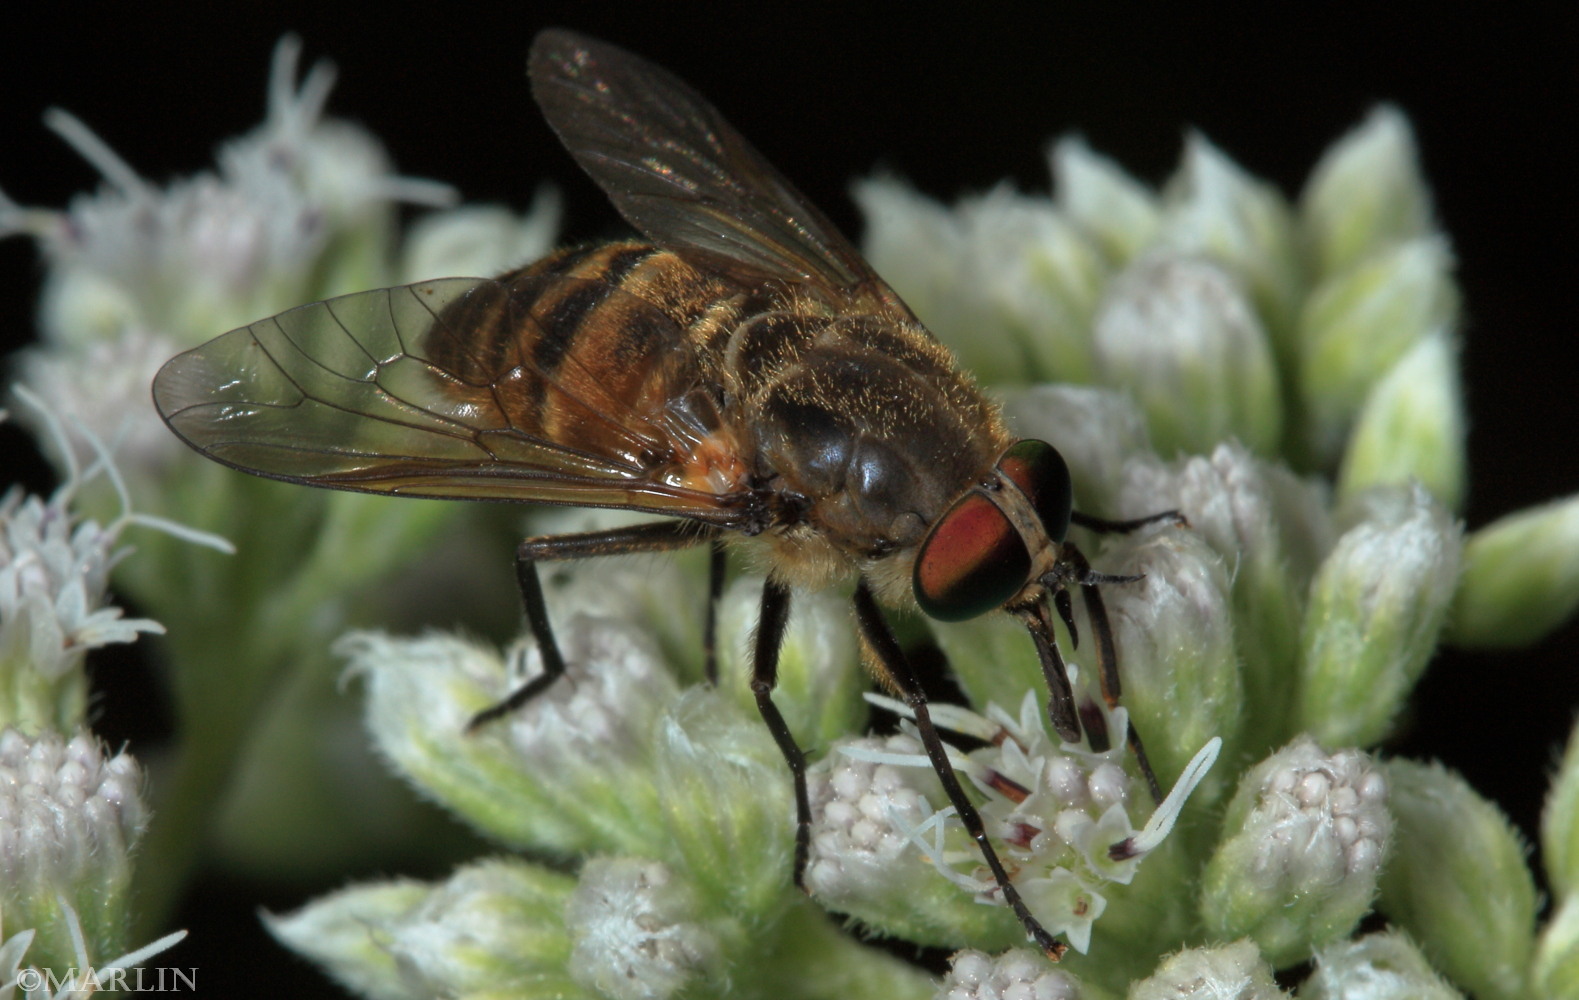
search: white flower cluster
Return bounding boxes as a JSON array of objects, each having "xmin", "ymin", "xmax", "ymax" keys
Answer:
[
  {"xmin": 0, "ymin": 401, "xmax": 167, "ymax": 722},
  {"xmin": 814, "ymin": 690, "xmax": 1217, "ymax": 954},
  {"xmin": 938, "ymin": 949, "xmax": 1082, "ymax": 1000},
  {"xmin": 1255, "ymin": 739, "xmax": 1390, "ymax": 885}
]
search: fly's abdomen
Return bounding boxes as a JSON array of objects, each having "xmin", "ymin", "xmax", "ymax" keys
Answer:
[{"xmin": 419, "ymin": 242, "xmax": 748, "ymax": 471}]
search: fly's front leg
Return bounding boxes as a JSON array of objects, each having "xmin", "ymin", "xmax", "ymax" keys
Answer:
[
  {"xmin": 1061, "ymin": 538, "xmax": 1163, "ymax": 803},
  {"xmin": 467, "ymin": 520, "xmax": 717, "ymax": 731},
  {"xmin": 854, "ymin": 581, "xmax": 1067, "ymax": 961}
]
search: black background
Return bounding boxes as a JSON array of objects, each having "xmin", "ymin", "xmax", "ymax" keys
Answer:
[{"xmin": 2, "ymin": 4, "xmax": 1575, "ymax": 994}]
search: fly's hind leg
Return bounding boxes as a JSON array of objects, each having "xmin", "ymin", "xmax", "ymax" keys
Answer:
[{"xmin": 467, "ymin": 520, "xmax": 718, "ymax": 731}]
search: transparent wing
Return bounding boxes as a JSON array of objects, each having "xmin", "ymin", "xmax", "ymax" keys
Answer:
[
  {"xmin": 530, "ymin": 29, "xmax": 915, "ymax": 321},
  {"xmin": 152, "ymin": 275, "xmax": 756, "ymax": 525}
]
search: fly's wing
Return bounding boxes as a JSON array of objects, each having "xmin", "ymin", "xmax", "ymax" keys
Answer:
[
  {"xmin": 152, "ymin": 274, "xmax": 756, "ymax": 526},
  {"xmin": 530, "ymin": 29, "xmax": 916, "ymax": 323}
]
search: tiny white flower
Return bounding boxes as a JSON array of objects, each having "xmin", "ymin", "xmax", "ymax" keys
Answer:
[
  {"xmin": 1, "ymin": 393, "xmax": 223, "ymax": 731},
  {"xmin": 14, "ymin": 327, "xmax": 185, "ymax": 479}
]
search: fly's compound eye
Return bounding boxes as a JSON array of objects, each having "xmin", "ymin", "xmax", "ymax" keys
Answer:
[
  {"xmin": 913, "ymin": 490, "xmax": 1030, "ymax": 621},
  {"xmin": 911, "ymin": 440, "xmax": 1073, "ymax": 623},
  {"xmin": 995, "ymin": 439, "xmax": 1073, "ymax": 545}
]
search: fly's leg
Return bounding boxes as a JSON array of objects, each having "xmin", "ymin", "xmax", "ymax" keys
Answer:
[
  {"xmin": 1070, "ymin": 508, "xmax": 1185, "ymax": 534},
  {"xmin": 854, "ymin": 581, "xmax": 1068, "ymax": 961},
  {"xmin": 467, "ymin": 520, "xmax": 718, "ymax": 731},
  {"xmin": 748, "ymin": 580, "xmax": 815, "ymax": 892},
  {"xmin": 1061, "ymin": 503, "xmax": 1183, "ymax": 804},
  {"xmin": 1017, "ymin": 599, "xmax": 1081, "ymax": 745},
  {"xmin": 1060, "ymin": 540, "xmax": 1163, "ymax": 802},
  {"xmin": 703, "ymin": 540, "xmax": 727, "ymax": 685}
]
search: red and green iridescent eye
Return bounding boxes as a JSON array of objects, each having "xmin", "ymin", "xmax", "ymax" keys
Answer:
[
  {"xmin": 911, "ymin": 440, "xmax": 1073, "ymax": 622},
  {"xmin": 912, "ymin": 489, "xmax": 1029, "ymax": 621},
  {"xmin": 996, "ymin": 439, "xmax": 1072, "ymax": 545}
]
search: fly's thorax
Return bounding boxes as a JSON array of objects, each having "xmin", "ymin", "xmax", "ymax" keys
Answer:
[{"xmin": 730, "ymin": 311, "xmax": 1009, "ymax": 565}]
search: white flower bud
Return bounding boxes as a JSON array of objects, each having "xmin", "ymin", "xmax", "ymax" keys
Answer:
[
  {"xmin": 1297, "ymin": 236, "xmax": 1458, "ymax": 464},
  {"xmin": 1096, "ymin": 528, "xmax": 1244, "ymax": 791},
  {"xmin": 566, "ymin": 858, "xmax": 720, "ymax": 1000},
  {"xmin": 1448, "ymin": 493, "xmax": 1579, "ymax": 649},
  {"xmin": 806, "ymin": 733, "xmax": 937, "ymax": 903},
  {"xmin": 1128, "ymin": 940, "xmax": 1287, "ymax": 1000},
  {"xmin": 1092, "ymin": 250, "xmax": 1282, "ymax": 456},
  {"xmin": 0, "ymin": 729, "xmax": 146, "ymax": 969},
  {"xmin": 341, "ymin": 617, "xmax": 679, "ymax": 856},
  {"xmin": 648, "ymin": 688, "xmax": 795, "ymax": 918},
  {"xmin": 1200, "ymin": 738, "xmax": 1391, "ymax": 966},
  {"xmin": 1545, "ymin": 718, "xmax": 1579, "ymax": 900},
  {"xmin": 1295, "ymin": 485, "xmax": 1460, "ymax": 746},
  {"xmin": 1380, "ymin": 759, "xmax": 1536, "ymax": 1000},
  {"xmin": 1157, "ymin": 134, "xmax": 1303, "ymax": 350},
  {"xmin": 1301, "ymin": 106, "xmax": 1434, "ymax": 280},
  {"xmin": 1050, "ymin": 135, "xmax": 1160, "ymax": 264},
  {"xmin": 856, "ymin": 176, "xmax": 1107, "ymax": 385},
  {"xmin": 1117, "ymin": 445, "xmax": 1318, "ymax": 753},
  {"xmin": 1305, "ymin": 930, "xmax": 1464, "ymax": 1000},
  {"xmin": 805, "ymin": 733, "xmax": 1016, "ymax": 946},
  {"xmin": 399, "ymin": 190, "xmax": 562, "ymax": 282},
  {"xmin": 715, "ymin": 576, "xmax": 864, "ymax": 747},
  {"xmin": 1535, "ymin": 894, "xmax": 1579, "ymax": 1000},
  {"xmin": 1002, "ymin": 384, "xmax": 1152, "ymax": 513},
  {"xmin": 266, "ymin": 859, "xmax": 585, "ymax": 1000},
  {"xmin": 1338, "ymin": 331, "xmax": 1465, "ymax": 511}
]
